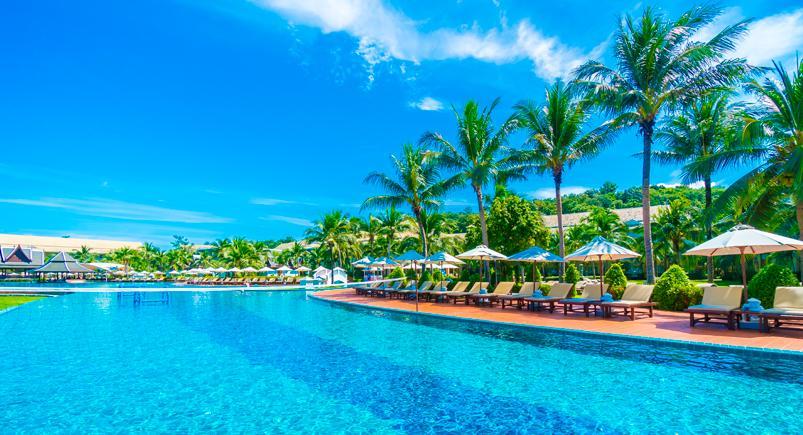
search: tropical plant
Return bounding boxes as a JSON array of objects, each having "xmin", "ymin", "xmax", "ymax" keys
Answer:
[
  {"xmin": 653, "ymin": 199, "xmax": 694, "ymax": 266},
  {"xmin": 72, "ymin": 245, "xmax": 95, "ymax": 263},
  {"xmin": 486, "ymin": 194, "xmax": 550, "ymax": 255},
  {"xmin": 715, "ymin": 59, "xmax": 803, "ymax": 278},
  {"xmin": 603, "ymin": 262, "xmax": 628, "ymax": 298},
  {"xmin": 363, "ymin": 143, "xmax": 459, "ymax": 256},
  {"xmin": 376, "ymin": 207, "xmax": 411, "ymax": 256},
  {"xmin": 575, "ymin": 5, "xmax": 753, "ymax": 282},
  {"xmin": 512, "ymin": 80, "xmax": 617, "ymax": 276},
  {"xmin": 652, "ymin": 264, "xmax": 702, "ymax": 311},
  {"xmin": 578, "ymin": 207, "xmax": 633, "ymax": 247},
  {"xmin": 748, "ymin": 263, "xmax": 798, "ymax": 308},
  {"xmin": 305, "ymin": 210, "xmax": 360, "ymax": 267},
  {"xmin": 421, "ymin": 98, "xmax": 518, "ymax": 247},
  {"xmin": 564, "ymin": 263, "xmax": 581, "ymax": 285}
]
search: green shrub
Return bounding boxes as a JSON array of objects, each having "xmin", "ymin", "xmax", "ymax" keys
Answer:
[
  {"xmin": 653, "ymin": 265, "xmax": 702, "ymax": 311},
  {"xmin": 540, "ymin": 283, "xmax": 551, "ymax": 295},
  {"xmin": 564, "ymin": 264, "xmax": 581, "ymax": 284},
  {"xmin": 532, "ymin": 265, "xmax": 543, "ymax": 282},
  {"xmin": 387, "ymin": 267, "xmax": 405, "ymax": 280},
  {"xmin": 419, "ymin": 270, "xmax": 434, "ymax": 285},
  {"xmin": 748, "ymin": 263, "xmax": 798, "ymax": 308},
  {"xmin": 604, "ymin": 263, "xmax": 628, "ymax": 298}
]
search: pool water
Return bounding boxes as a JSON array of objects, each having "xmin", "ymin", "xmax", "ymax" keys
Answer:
[{"xmin": 1, "ymin": 291, "xmax": 801, "ymax": 433}]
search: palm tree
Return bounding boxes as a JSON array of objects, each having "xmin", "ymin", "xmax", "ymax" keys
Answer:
[
  {"xmin": 575, "ymin": 5, "xmax": 753, "ymax": 282},
  {"xmin": 363, "ymin": 143, "xmax": 459, "ymax": 256},
  {"xmin": 72, "ymin": 245, "xmax": 95, "ymax": 263},
  {"xmin": 109, "ymin": 247, "xmax": 136, "ymax": 272},
  {"xmin": 715, "ymin": 59, "xmax": 803, "ymax": 278},
  {"xmin": 225, "ymin": 237, "xmax": 260, "ymax": 268},
  {"xmin": 653, "ymin": 199, "xmax": 694, "ymax": 265},
  {"xmin": 654, "ymin": 90, "xmax": 749, "ymax": 281},
  {"xmin": 357, "ymin": 215, "xmax": 382, "ymax": 257},
  {"xmin": 376, "ymin": 207, "xmax": 410, "ymax": 256},
  {"xmin": 421, "ymin": 98, "xmax": 518, "ymax": 248},
  {"xmin": 421, "ymin": 211, "xmax": 460, "ymax": 253},
  {"xmin": 305, "ymin": 210, "xmax": 360, "ymax": 267},
  {"xmin": 512, "ymin": 80, "xmax": 618, "ymax": 278}
]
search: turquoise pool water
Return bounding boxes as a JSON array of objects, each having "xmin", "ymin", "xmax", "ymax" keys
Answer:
[{"xmin": 1, "ymin": 290, "xmax": 801, "ymax": 433}]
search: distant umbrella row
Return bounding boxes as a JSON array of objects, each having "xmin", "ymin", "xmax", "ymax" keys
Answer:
[{"xmin": 166, "ymin": 265, "xmax": 312, "ymax": 275}]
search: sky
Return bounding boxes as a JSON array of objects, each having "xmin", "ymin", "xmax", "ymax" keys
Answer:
[{"xmin": 1, "ymin": 0, "xmax": 802, "ymax": 247}]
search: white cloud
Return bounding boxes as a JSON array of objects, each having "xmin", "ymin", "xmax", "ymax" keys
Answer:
[
  {"xmin": 0, "ymin": 197, "xmax": 231, "ymax": 224},
  {"xmin": 251, "ymin": 197, "xmax": 317, "ymax": 206},
  {"xmin": 409, "ymin": 97, "xmax": 444, "ymax": 111},
  {"xmin": 261, "ymin": 214, "xmax": 314, "ymax": 227},
  {"xmin": 252, "ymin": 0, "xmax": 605, "ymax": 80},
  {"xmin": 696, "ymin": 7, "xmax": 803, "ymax": 66},
  {"xmin": 529, "ymin": 186, "xmax": 589, "ymax": 199}
]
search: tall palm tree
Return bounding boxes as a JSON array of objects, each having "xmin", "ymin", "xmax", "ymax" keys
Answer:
[
  {"xmin": 716, "ymin": 59, "xmax": 803, "ymax": 278},
  {"xmin": 654, "ymin": 90, "xmax": 748, "ymax": 281},
  {"xmin": 653, "ymin": 199, "xmax": 694, "ymax": 265},
  {"xmin": 421, "ymin": 98, "xmax": 518, "ymax": 247},
  {"xmin": 363, "ymin": 143, "xmax": 459, "ymax": 256},
  {"xmin": 575, "ymin": 5, "xmax": 753, "ymax": 282},
  {"xmin": 512, "ymin": 80, "xmax": 618, "ymax": 278},
  {"xmin": 225, "ymin": 237, "xmax": 260, "ymax": 268},
  {"xmin": 305, "ymin": 210, "xmax": 360, "ymax": 267},
  {"xmin": 72, "ymin": 245, "xmax": 95, "ymax": 263}
]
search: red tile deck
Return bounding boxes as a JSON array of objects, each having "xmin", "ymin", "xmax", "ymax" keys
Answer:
[{"xmin": 313, "ymin": 289, "xmax": 803, "ymax": 353}]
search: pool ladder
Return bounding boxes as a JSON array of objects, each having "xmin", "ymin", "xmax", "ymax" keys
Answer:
[{"xmin": 116, "ymin": 291, "xmax": 170, "ymax": 305}]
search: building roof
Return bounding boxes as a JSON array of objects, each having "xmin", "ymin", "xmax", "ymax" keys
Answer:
[
  {"xmin": 272, "ymin": 241, "xmax": 320, "ymax": 252},
  {"xmin": 0, "ymin": 245, "xmax": 45, "ymax": 270},
  {"xmin": 0, "ymin": 234, "xmax": 141, "ymax": 254},
  {"xmin": 33, "ymin": 251, "xmax": 92, "ymax": 274},
  {"xmin": 541, "ymin": 206, "xmax": 668, "ymax": 229}
]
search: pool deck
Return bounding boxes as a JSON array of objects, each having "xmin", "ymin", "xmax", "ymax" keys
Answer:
[{"xmin": 313, "ymin": 289, "xmax": 803, "ymax": 353}]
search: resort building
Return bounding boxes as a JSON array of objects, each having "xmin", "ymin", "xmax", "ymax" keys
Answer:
[
  {"xmin": 0, "ymin": 245, "xmax": 45, "ymax": 273},
  {"xmin": 0, "ymin": 233, "xmax": 142, "ymax": 254},
  {"xmin": 541, "ymin": 205, "xmax": 668, "ymax": 230}
]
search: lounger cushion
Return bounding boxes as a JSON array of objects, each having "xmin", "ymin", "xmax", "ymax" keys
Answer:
[
  {"xmin": 763, "ymin": 307, "xmax": 803, "ymax": 315},
  {"xmin": 619, "ymin": 284, "xmax": 654, "ymax": 302},
  {"xmin": 773, "ymin": 287, "xmax": 803, "ymax": 309},
  {"xmin": 700, "ymin": 286, "xmax": 742, "ymax": 308},
  {"xmin": 687, "ymin": 304, "xmax": 736, "ymax": 312}
]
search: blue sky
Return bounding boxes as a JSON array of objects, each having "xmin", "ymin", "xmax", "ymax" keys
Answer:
[{"xmin": 1, "ymin": 0, "xmax": 802, "ymax": 247}]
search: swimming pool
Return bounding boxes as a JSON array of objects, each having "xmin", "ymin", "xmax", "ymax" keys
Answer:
[{"xmin": 1, "ymin": 291, "xmax": 801, "ymax": 433}]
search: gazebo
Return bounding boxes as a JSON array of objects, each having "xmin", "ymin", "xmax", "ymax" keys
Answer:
[{"xmin": 33, "ymin": 251, "xmax": 92, "ymax": 279}]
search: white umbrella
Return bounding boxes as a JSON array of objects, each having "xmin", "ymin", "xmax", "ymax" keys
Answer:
[
  {"xmin": 457, "ymin": 245, "xmax": 507, "ymax": 288},
  {"xmin": 277, "ymin": 265, "xmax": 293, "ymax": 274},
  {"xmin": 351, "ymin": 257, "xmax": 373, "ymax": 268},
  {"xmin": 228, "ymin": 267, "xmax": 242, "ymax": 273},
  {"xmin": 565, "ymin": 236, "xmax": 640, "ymax": 294},
  {"xmin": 211, "ymin": 267, "xmax": 227, "ymax": 273},
  {"xmin": 296, "ymin": 266, "xmax": 311, "ymax": 273},
  {"xmin": 258, "ymin": 266, "xmax": 275, "ymax": 273},
  {"xmin": 241, "ymin": 266, "xmax": 258, "ymax": 273},
  {"xmin": 684, "ymin": 224, "xmax": 803, "ymax": 293},
  {"xmin": 506, "ymin": 246, "xmax": 565, "ymax": 286}
]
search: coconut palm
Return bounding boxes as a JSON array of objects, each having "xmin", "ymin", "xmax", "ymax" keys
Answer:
[
  {"xmin": 421, "ymin": 98, "xmax": 518, "ymax": 248},
  {"xmin": 575, "ymin": 5, "xmax": 753, "ymax": 282},
  {"xmin": 511, "ymin": 80, "xmax": 618, "ymax": 278},
  {"xmin": 715, "ymin": 59, "xmax": 803, "ymax": 278},
  {"xmin": 109, "ymin": 247, "xmax": 136, "ymax": 272},
  {"xmin": 72, "ymin": 245, "xmax": 95, "ymax": 263},
  {"xmin": 376, "ymin": 207, "xmax": 411, "ymax": 256},
  {"xmin": 305, "ymin": 210, "xmax": 360, "ymax": 267},
  {"xmin": 362, "ymin": 143, "xmax": 460, "ymax": 256},
  {"xmin": 654, "ymin": 90, "xmax": 754, "ymax": 280},
  {"xmin": 653, "ymin": 199, "xmax": 695, "ymax": 265},
  {"xmin": 224, "ymin": 237, "xmax": 261, "ymax": 268}
]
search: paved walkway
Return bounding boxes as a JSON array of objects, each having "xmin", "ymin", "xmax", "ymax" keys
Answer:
[{"xmin": 313, "ymin": 289, "xmax": 803, "ymax": 353}]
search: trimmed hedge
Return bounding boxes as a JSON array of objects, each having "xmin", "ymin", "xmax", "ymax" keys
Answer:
[
  {"xmin": 748, "ymin": 263, "xmax": 798, "ymax": 308},
  {"xmin": 652, "ymin": 265, "xmax": 703, "ymax": 311},
  {"xmin": 604, "ymin": 263, "xmax": 628, "ymax": 299},
  {"xmin": 564, "ymin": 263, "xmax": 581, "ymax": 284}
]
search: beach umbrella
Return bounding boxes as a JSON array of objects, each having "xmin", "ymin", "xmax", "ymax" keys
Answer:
[
  {"xmin": 295, "ymin": 266, "xmax": 311, "ymax": 275},
  {"xmin": 258, "ymin": 266, "xmax": 275, "ymax": 273},
  {"xmin": 277, "ymin": 265, "xmax": 293, "ymax": 274},
  {"xmin": 684, "ymin": 224, "xmax": 803, "ymax": 296},
  {"xmin": 457, "ymin": 245, "xmax": 507, "ymax": 287},
  {"xmin": 169, "ymin": 270, "xmax": 180, "ymax": 275},
  {"xmin": 395, "ymin": 250, "xmax": 425, "ymax": 262},
  {"xmin": 506, "ymin": 246, "xmax": 564, "ymax": 285},
  {"xmin": 228, "ymin": 267, "xmax": 242, "ymax": 273},
  {"xmin": 351, "ymin": 256, "xmax": 374, "ymax": 268},
  {"xmin": 241, "ymin": 266, "xmax": 258, "ymax": 273},
  {"xmin": 565, "ymin": 236, "xmax": 640, "ymax": 294}
]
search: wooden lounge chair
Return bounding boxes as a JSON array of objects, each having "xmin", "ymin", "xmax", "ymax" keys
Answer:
[
  {"xmin": 524, "ymin": 283, "xmax": 573, "ymax": 312},
  {"xmin": 396, "ymin": 281, "xmax": 432, "ymax": 299},
  {"xmin": 387, "ymin": 281, "xmax": 415, "ymax": 298},
  {"xmin": 601, "ymin": 284, "xmax": 655, "ymax": 320},
  {"xmin": 686, "ymin": 286, "xmax": 743, "ymax": 330},
  {"xmin": 559, "ymin": 284, "xmax": 606, "ymax": 317},
  {"xmin": 468, "ymin": 281, "xmax": 515, "ymax": 306},
  {"xmin": 356, "ymin": 281, "xmax": 380, "ymax": 295},
  {"xmin": 759, "ymin": 287, "xmax": 803, "ymax": 332},
  {"xmin": 498, "ymin": 282, "xmax": 538, "ymax": 309},
  {"xmin": 428, "ymin": 281, "xmax": 468, "ymax": 302},
  {"xmin": 445, "ymin": 282, "xmax": 487, "ymax": 304},
  {"xmin": 373, "ymin": 280, "xmax": 403, "ymax": 297}
]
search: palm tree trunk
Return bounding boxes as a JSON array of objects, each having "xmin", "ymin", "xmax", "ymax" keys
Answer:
[
  {"xmin": 797, "ymin": 201, "xmax": 803, "ymax": 282},
  {"xmin": 414, "ymin": 209, "xmax": 429, "ymax": 257},
  {"xmin": 554, "ymin": 171, "xmax": 566, "ymax": 280},
  {"xmin": 474, "ymin": 185, "xmax": 490, "ymax": 247},
  {"xmin": 641, "ymin": 123, "xmax": 657, "ymax": 284},
  {"xmin": 705, "ymin": 176, "xmax": 714, "ymax": 282}
]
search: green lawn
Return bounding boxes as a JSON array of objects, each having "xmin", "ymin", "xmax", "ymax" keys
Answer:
[{"xmin": 0, "ymin": 296, "xmax": 44, "ymax": 310}]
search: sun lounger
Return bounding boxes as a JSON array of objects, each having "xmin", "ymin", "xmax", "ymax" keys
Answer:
[
  {"xmin": 498, "ymin": 282, "xmax": 538, "ymax": 309},
  {"xmin": 686, "ymin": 286, "xmax": 742, "ymax": 330},
  {"xmin": 758, "ymin": 287, "xmax": 803, "ymax": 332},
  {"xmin": 373, "ymin": 280, "xmax": 403, "ymax": 297},
  {"xmin": 468, "ymin": 281, "xmax": 515, "ymax": 306},
  {"xmin": 524, "ymin": 283, "xmax": 573, "ymax": 312},
  {"xmin": 601, "ymin": 284, "xmax": 655, "ymax": 320},
  {"xmin": 387, "ymin": 281, "xmax": 416, "ymax": 298},
  {"xmin": 356, "ymin": 281, "xmax": 380, "ymax": 295},
  {"xmin": 559, "ymin": 284, "xmax": 606, "ymax": 317},
  {"xmin": 445, "ymin": 282, "xmax": 487, "ymax": 304},
  {"xmin": 396, "ymin": 281, "xmax": 432, "ymax": 299},
  {"xmin": 427, "ymin": 281, "xmax": 467, "ymax": 302}
]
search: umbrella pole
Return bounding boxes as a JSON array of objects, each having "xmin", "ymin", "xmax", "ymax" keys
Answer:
[
  {"xmin": 599, "ymin": 257, "xmax": 605, "ymax": 295},
  {"xmin": 740, "ymin": 248, "xmax": 748, "ymax": 302},
  {"xmin": 532, "ymin": 262, "xmax": 536, "ymax": 288}
]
